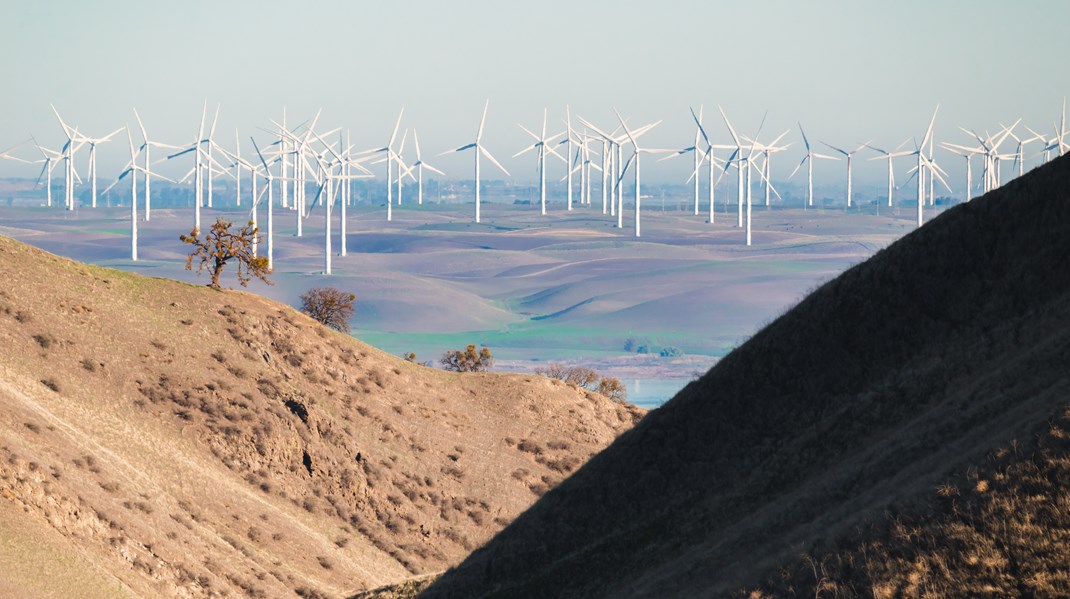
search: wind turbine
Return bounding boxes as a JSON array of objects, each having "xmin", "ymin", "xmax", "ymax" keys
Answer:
[
  {"xmin": 718, "ymin": 106, "xmax": 748, "ymax": 228},
  {"xmin": 514, "ymin": 109, "xmax": 567, "ymax": 215},
  {"xmin": 101, "ymin": 129, "xmax": 174, "ymax": 260},
  {"xmin": 1008, "ymin": 128, "xmax": 1046, "ymax": 177},
  {"xmin": 29, "ymin": 141, "xmax": 62, "ymax": 207},
  {"xmin": 820, "ymin": 141, "xmax": 868, "ymax": 208},
  {"xmin": 50, "ymin": 105, "xmax": 87, "ymax": 211},
  {"xmin": 788, "ymin": 123, "xmax": 840, "ymax": 209},
  {"xmin": 689, "ymin": 107, "xmax": 732, "ymax": 223},
  {"xmin": 131, "ymin": 108, "xmax": 179, "ymax": 221},
  {"xmin": 866, "ymin": 139, "xmax": 911, "ymax": 207},
  {"xmin": 906, "ymin": 106, "xmax": 946, "ymax": 227},
  {"xmin": 405, "ymin": 130, "xmax": 445, "ymax": 206},
  {"xmin": 614, "ymin": 109, "xmax": 669, "ymax": 239},
  {"xmin": 309, "ymin": 127, "xmax": 374, "ymax": 261},
  {"xmin": 940, "ymin": 141, "xmax": 982, "ymax": 201},
  {"xmin": 744, "ymin": 130, "xmax": 791, "ymax": 208},
  {"xmin": 251, "ymin": 137, "xmax": 278, "ymax": 269},
  {"xmin": 660, "ymin": 105, "xmax": 705, "ymax": 216},
  {"xmin": 359, "ymin": 109, "xmax": 406, "ymax": 221},
  {"xmin": 438, "ymin": 99, "xmax": 510, "ymax": 224},
  {"xmin": 73, "ymin": 126, "xmax": 124, "ymax": 208}
]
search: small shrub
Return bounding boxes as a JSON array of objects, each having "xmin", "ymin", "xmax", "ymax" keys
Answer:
[
  {"xmin": 535, "ymin": 364, "xmax": 599, "ymax": 390},
  {"xmin": 440, "ymin": 345, "xmax": 493, "ymax": 372},
  {"xmin": 80, "ymin": 357, "xmax": 98, "ymax": 372},
  {"xmin": 32, "ymin": 333, "xmax": 55, "ymax": 349},
  {"xmin": 597, "ymin": 377, "xmax": 628, "ymax": 403},
  {"xmin": 659, "ymin": 346, "xmax": 682, "ymax": 357},
  {"xmin": 40, "ymin": 378, "xmax": 60, "ymax": 392}
]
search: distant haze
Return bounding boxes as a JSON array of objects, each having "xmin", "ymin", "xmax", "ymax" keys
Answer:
[{"xmin": 1, "ymin": 0, "xmax": 1067, "ymax": 187}]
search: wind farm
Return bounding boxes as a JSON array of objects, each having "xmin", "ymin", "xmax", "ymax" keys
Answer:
[{"xmin": 2, "ymin": 2, "xmax": 1070, "ymax": 598}]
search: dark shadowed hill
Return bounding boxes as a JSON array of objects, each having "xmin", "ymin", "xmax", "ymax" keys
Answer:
[
  {"xmin": 422, "ymin": 155, "xmax": 1070, "ymax": 598},
  {"xmin": 0, "ymin": 236, "xmax": 642, "ymax": 598}
]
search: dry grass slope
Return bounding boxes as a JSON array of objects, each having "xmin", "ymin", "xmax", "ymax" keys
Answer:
[
  {"xmin": 422, "ymin": 155, "xmax": 1070, "ymax": 598},
  {"xmin": 0, "ymin": 235, "xmax": 642, "ymax": 598}
]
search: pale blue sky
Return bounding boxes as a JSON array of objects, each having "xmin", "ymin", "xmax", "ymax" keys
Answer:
[{"xmin": 1, "ymin": 0, "xmax": 1067, "ymax": 186}]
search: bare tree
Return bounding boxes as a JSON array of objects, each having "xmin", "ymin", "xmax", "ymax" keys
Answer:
[
  {"xmin": 441, "ymin": 345, "xmax": 493, "ymax": 372},
  {"xmin": 300, "ymin": 287, "xmax": 357, "ymax": 333},
  {"xmin": 180, "ymin": 218, "xmax": 271, "ymax": 289}
]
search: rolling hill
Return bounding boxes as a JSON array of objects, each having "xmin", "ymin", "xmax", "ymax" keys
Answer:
[
  {"xmin": 422, "ymin": 155, "xmax": 1070, "ymax": 597},
  {"xmin": 0, "ymin": 234, "xmax": 643, "ymax": 598}
]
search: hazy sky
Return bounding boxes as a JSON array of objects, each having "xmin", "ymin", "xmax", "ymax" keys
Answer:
[{"xmin": 1, "ymin": 0, "xmax": 1067, "ymax": 186}]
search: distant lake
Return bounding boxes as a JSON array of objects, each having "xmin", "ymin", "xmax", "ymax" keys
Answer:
[{"xmin": 629, "ymin": 378, "xmax": 692, "ymax": 409}]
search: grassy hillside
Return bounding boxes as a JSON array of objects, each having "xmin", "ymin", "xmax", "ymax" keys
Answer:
[
  {"xmin": 422, "ymin": 155, "xmax": 1070, "ymax": 598},
  {"xmin": 0, "ymin": 235, "xmax": 642, "ymax": 598}
]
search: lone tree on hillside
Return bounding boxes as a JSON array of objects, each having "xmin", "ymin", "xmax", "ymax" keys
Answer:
[
  {"xmin": 300, "ymin": 287, "xmax": 357, "ymax": 333},
  {"xmin": 180, "ymin": 218, "xmax": 271, "ymax": 289},
  {"xmin": 441, "ymin": 345, "xmax": 493, "ymax": 372}
]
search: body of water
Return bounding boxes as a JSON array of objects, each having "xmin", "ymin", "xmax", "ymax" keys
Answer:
[{"xmin": 629, "ymin": 377, "xmax": 693, "ymax": 409}]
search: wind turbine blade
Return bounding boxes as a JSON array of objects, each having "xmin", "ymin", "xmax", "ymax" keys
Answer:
[
  {"xmin": 389, "ymin": 108, "xmax": 404, "ymax": 147},
  {"xmin": 251, "ymin": 137, "xmax": 271, "ymax": 173},
  {"xmin": 477, "ymin": 99, "xmax": 489, "ymax": 142},
  {"xmin": 480, "ymin": 146, "xmax": 510, "ymax": 176},
  {"xmin": 422, "ymin": 162, "xmax": 446, "ymax": 176},
  {"xmin": 413, "ymin": 129, "xmax": 422, "ymax": 160},
  {"xmin": 133, "ymin": 107, "xmax": 150, "ymax": 143},
  {"xmin": 821, "ymin": 141, "xmax": 848, "ymax": 156},
  {"xmin": 718, "ymin": 105, "xmax": 741, "ymax": 147},
  {"xmin": 798, "ymin": 122, "xmax": 811, "ymax": 152},
  {"xmin": 690, "ymin": 106, "xmax": 712, "ymax": 147},
  {"xmin": 921, "ymin": 104, "xmax": 940, "ymax": 149},
  {"xmin": 438, "ymin": 143, "xmax": 476, "ymax": 156},
  {"xmin": 518, "ymin": 124, "xmax": 541, "ymax": 142},
  {"xmin": 788, "ymin": 155, "xmax": 808, "ymax": 179},
  {"xmin": 613, "ymin": 108, "xmax": 639, "ymax": 149}
]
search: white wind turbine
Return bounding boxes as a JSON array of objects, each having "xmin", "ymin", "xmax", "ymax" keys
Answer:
[
  {"xmin": 132, "ymin": 108, "xmax": 179, "ymax": 221},
  {"xmin": 940, "ymin": 141, "xmax": 982, "ymax": 201},
  {"xmin": 29, "ymin": 141, "xmax": 62, "ymax": 207},
  {"xmin": 719, "ymin": 107, "xmax": 768, "ymax": 243},
  {"xmin": 744, "ymin": 130, "xmax": 791, "ymax": 208},
  {"xmin": 514, "ymin": 109, "xmax": 566, "ymax": 215},
  {"xmin": 406, "ymin": 130, "xmax": 445, "ymax": 206},
  {"xmin": 168, "ymin": 102, "xmax": 213, "ymax": 230},
  {"xmin": 73, "ymin": 126, "xmax": 124, "ymax": 209},
  {"xmin": 250, "ymin": 137, "xmax": 279, "ymax": 269},
  {"xmin": 50, "ymin": 105, "xmax": 86, "ymax": 211},
  {"xmin": 309, "ymin": 127, "xmax": 374, "ymax": 262},
  {"xmin": 216, "ymin": 142, "xmax": 278, "ymax": 258},
  {"xmin": 614, "ymin": 109, "xmax": 669, "ymax": 239},
  {"xmin": 718, "ymin": 106, "xmax": 749, "ymax": 228},
  {"xmin": 659, "ymin": 106, "xmax": 706, "ymax": 217},
  {"xmin": 905, "ymin": 106, "xmax": 946, "ymax": 227},
  {"xmin": 788, "ymin": 123, "xmax": 840, "ymax": 209},
  {"xmin": 820, "ymin": 140, "xmax": 869, "ymax": 209},
  {"xmin": 689, "ymin": 107, "xmax": 732, "ymax": 223},
  {"xmin": 579, "ymin": 117, "xmax": 657, "ymax": 229},
  {"xmin": 865, "ymin": 139, "xmax": 911, "ymax": 207},
  {"xmin": 563, "ymin": 130, "xmax": 602, "ymax": 211},
  {"xmin": 359, "ymin": 109, "xmax": 406, "ymax": 221},
  {"xmin": 102, "ymin": 129, "xmax": 174, "ymax": 260},
  {"xmin": 438, "ymin": 99, "xmax": 510, "ymax": 224},
  {"xmin": 1009, "ymin": 128, "xmax": 1047, "ymax": 177}
]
